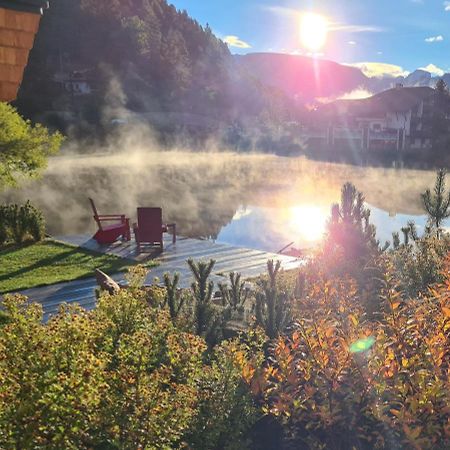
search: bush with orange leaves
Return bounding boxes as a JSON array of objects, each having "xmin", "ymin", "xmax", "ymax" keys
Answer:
[{"xmin": 244, "ymin": 262, "xmax": 450, "ymax": 449}]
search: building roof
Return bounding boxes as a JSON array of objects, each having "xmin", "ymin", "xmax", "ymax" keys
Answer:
[
  {"xmin": 0, "ymin": 0, "xmax": 49, "ymax": 15},
  {"xmin": 320, "ymin": 86, "xmax": 435, "ymax": 120}
]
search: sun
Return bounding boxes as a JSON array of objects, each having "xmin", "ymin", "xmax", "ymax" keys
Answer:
[{"xmin": 300, "ymin": 12, "xmax": 328, "ymax": 52}]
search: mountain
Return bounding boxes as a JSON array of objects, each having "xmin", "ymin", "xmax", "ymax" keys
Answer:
[
  {"xmin": 404, "ymin": 70, "xmax": 432, "ymax": 87},
  {"xmin": 15, "ymin": 0, "xmax": 298, "ymax": 137},
  {"xmin": 234, "ymin": 53, "xmax": 368, "ymax": 101},
  {"xmin": 235, "ymin": 53, "xmax": 450, "ymax": 103}
]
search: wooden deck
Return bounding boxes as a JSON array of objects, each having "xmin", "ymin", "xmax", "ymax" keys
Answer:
[{"xmin": 14, "ymin": 234, "xmax": 303, "ymax": 320}]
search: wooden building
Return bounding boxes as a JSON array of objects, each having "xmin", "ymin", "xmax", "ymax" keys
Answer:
[{"xmin": 0, "ymin": 0, "xmax": 48, "ymax": 102}]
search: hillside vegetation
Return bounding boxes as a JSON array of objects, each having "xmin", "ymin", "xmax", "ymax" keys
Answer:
[{"xmin": 16, "ymin": 0, "xmax": 297, "ymax": 138}]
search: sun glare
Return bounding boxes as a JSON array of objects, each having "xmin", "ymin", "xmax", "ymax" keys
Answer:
[
  {"xmin": 300, "ymin": 12, "xmax": 328, "ymax": 52},
  {"xmin": 288, "ymin": 205, "xmax": 327, "ymax": 243}
]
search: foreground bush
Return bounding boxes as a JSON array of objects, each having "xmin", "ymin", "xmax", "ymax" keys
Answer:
[
  {"xmin": 247, "ymin": 263, "xmax": 450, "ymax": 449},
  {"xmin": 0, "ymin": 290, "xmax": 260, "ymax": 449},
  {"xmin": 0, "ymin": 201, "xmax": 45, "ymax": 245}
]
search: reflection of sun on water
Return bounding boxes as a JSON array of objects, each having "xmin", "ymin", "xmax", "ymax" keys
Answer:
[{"xmin": 288, "ymin": 206, "xmax": 328, "ymax": 243}]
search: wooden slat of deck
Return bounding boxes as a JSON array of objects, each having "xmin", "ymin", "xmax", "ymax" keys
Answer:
[{"xmin": 12, "ymin": 234, "xmax": 302, "ymax": 319}]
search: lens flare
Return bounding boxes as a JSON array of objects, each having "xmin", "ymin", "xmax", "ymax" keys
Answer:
[{"xmin": 349, "ymin": 336, "xmax": 375, "ymax": 353}]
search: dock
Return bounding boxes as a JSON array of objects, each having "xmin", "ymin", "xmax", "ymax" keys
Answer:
[{"xmin": 15, "ymin": 234, "xmax": 303, "ymax": 320}]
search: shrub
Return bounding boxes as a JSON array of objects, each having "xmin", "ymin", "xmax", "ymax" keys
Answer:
[
  {"xmin": 0, "ymin": 201, "xmax": 45, "ymax": 245},
  {"xmin": 247, "ymin": 262, "xmax": 450, "ymax": 449},
  {"xmin": 0, "ymin": 286, "xmax": 260, "ymax": 449},
  {"xmin": 390, "ymin": 233, "xmax": 450, "ymax": 297},
  {"xmin": 186, "ymin": 336, "xmax": 264, "ymax": 450},
  {"xmin": 0, "ymin": 293, "xmax": 204, "ymax": 449}
]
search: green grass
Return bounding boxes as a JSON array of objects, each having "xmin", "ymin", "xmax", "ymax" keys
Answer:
[{"xmin": 0, "ymin": 240, "xmax": 157, "ymax": 294}]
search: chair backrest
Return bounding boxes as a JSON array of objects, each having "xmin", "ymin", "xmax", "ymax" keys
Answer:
[
  {"xmin": 137, "ymin": 207, "xmax": 163, "ymax": 242},
  {"xmin": 89, "ymin": 198, "xmax": 102, "ymax": 229}
]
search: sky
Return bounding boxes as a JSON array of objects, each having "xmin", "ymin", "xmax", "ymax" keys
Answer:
[{"xmin": 169, "ymin": 0, "xmax": 450, "ymax": 77}]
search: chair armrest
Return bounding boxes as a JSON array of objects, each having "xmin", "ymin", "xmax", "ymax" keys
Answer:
[
  {"xmin": 96, "ymin": 214, "xmax": 126, "ymax": 219},
  {"xmin": 166, "ymin": 223, "xmax": 176, "ymax": 243}
]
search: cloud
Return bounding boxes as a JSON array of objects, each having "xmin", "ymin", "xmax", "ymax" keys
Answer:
[
  {"xmin": 425, "ymin": 35, "xmax": 444, "ymax": 42},
  {"xmin": 223, "ymin": 35, "xmax": 252, "ymax": 49},
  {"xmin": 348, "ymin": 41, "xmax": 357, "ymax": 45},
  {"xmin": 346, "ymin": 62, "xmax": 410, "ymax": 78},
  {"xmin": 338, "ymin": 88, "xmax": 374, "ymax": 100},
  {"xmin": 445, "ymin": 2, "xmax": 450, "ymax": 12},
  {"xmin": 419, "ymin": 63, "xmax": 445, "ymax": 76},
  {"xmin": 263, "ymin": 5, "xmax": 296, "ymax": 16},
  {"xmin": 329, "ymin": 23, "xmax": 385, "ymax": 33},
  {"xmin": 263, "ymin": 6, "xmax": 385, "ymax": 33}
]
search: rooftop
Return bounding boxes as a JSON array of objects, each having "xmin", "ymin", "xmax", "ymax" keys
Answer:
[
  {"xmin": 0, "ymin": 0, "xmax": 49, "ymax": 15},
  {"xmin": 321, "ymin": 86, "xmax": 435, "ymax": 119}
]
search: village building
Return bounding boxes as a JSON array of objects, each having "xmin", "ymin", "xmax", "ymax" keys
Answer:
[{"xmin": 307, "ymin": 85, "xmax": 435, "ymax": 152}]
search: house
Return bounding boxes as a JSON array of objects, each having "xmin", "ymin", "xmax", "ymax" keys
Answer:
[
  {"xmin": 54, "ymin": 70, "xmax": 93, "ymax": 96},
  {"xmin": 0, "ymin": 0, "xmax": 49, "ymax": 102},
  {"xmin": 313, "ymin": 85, "xmax": 435, "ymax": 151}
]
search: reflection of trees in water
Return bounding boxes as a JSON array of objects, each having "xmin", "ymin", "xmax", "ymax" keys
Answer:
[
  {"xmin": 1, "ymin": 155, "xmax": 259, "ymax": 236},
  {"xmin": 1, "ymin": 153, "xmax": 438, "ymax": 236}
]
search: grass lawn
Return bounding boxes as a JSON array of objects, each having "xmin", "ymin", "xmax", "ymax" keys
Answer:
[{"xmin": 0, "ymin": 240, "xmax": 157, "ymax": 294}]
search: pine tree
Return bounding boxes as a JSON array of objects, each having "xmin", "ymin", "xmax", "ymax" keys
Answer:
[
  {"xmin": 255, "ymin": 260, "xmax": 291, "ymax": 339},
  {"xmin": 218, "ymin": 272, "xmax": 249, "ymax": 311},
  {"xmin": 326, "ymin": 183, "xmax": 381, "ymax": 260},
  {"xmin": 421, "ymin": 169, "xmax": 450, "ymax": 235},
  {"xmin": 163, "ymin": 272, "xmax": 184, "ymax": 322}
]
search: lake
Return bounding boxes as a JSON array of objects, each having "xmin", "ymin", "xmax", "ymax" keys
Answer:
[{"xmin": 2, "ymin": 151, "xmax": 443, "ymax": 253}]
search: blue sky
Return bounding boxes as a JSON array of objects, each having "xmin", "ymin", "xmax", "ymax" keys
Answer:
[{"xmin": 169, "ymin": 0, "xmax": 450, "ymax": 76}]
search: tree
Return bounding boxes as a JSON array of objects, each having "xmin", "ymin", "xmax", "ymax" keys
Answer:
[
  {"xmin": 325, "ymin": 182, "xmax": 381, "ymax": 261},
  {"xmin": 255, "ymin": 260, "xmax": 291, "ymax": 339},
  {"xmin": 0, "ymin": 103, "xmax": 63, "ymax": 189},
  {"xmin": 431, "ymin": 80, "xmax": 450, "ymax": 150},
  {"xmin": 421, "ymin": 168, "xmax": 450, "ymax": 235}
]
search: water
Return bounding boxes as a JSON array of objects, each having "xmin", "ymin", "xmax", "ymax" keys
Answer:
[{"xmin": 2, "ymin": 151, "xmax": 443, "ymax": 253}]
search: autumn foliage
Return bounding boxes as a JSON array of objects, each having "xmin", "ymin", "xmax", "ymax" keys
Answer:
[{"xmin": 245, "ymin": 262, "xmax": 450, "ymax": 449}]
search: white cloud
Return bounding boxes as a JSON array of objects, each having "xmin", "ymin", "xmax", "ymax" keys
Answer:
[
  {"xmin": 425, "ymin": 35, "xmax": 444, "ymax": 42},
  {"xmin": 329, "ymin": 23, "xmax": 385, "ymax": 33},
  {"xmin": 419, "ymin": 63, "xmax": 445, "ymax": 76},
  {"xmin": 223, "ymin": 35, "xmax": 252, "ymax": 49},
  {"xmin": 348, "ymin": 41, "xmax": 357, "ymax": 45},
  {"xmin": 445, "ymin": 2, "xmax": 450, "ymax": 12},
  {"xmin": 338, "ymin": 88, "xmax": 374, "ymax": 100},
  {"xmin": 263, "ymin": 6, "xmax": 385, "ymax": 33},
  {"xmin": 346, "ymin": 62, "xmax": 410, "ymax": 78}
]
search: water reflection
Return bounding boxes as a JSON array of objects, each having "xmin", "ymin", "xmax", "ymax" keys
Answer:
[
  {"xmin": 1, "ymin": 151, "xmax": 444, "ymax": 252},
  {"xmin": 216, "ymin": 204, "xmax": 430, "ymax": 253}
]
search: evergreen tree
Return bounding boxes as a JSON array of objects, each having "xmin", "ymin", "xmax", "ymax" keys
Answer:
[
  {"xmin": 421, "ymin": 169, "xmax": 450, "ymax": 236},
  {"xmin": 255, "ymin": 260, "xmax": 291, "ymax": 339},
  {"xmin": 431, "ymin": 80, "xmax": 450, "ymax": 150},
  {"xmin": 325, "ymin": 182, "xmax": 381, "ymax": 261}
]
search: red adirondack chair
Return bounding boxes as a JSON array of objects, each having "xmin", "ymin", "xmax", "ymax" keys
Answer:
[
  {"xmin": 89, "ymin": 198, "xmax": 131, "ymax": 244},
  {"xmin": 133, "ymin": 207, "xmax": 176, "ymax": 253}
]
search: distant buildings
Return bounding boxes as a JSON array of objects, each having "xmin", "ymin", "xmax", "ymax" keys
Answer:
[
  {"xmin": 0, "ymin": 0, "xmax": 48, "ymax": 102},
  {"xmin": 305, "ymin": 85, "xmax": 435, "ymax": 152}
]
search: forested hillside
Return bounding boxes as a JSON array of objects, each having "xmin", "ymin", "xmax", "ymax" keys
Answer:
[{"xmin": 16, "ymin": 0, "xmax": 298, "ymax": 141}]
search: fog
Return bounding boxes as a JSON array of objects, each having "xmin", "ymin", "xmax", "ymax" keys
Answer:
[{"xmin": 1, "ymin": 124, "xmax": 436, "ymax": 242}]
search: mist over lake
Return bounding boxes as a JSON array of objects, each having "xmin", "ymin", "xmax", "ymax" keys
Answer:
[{"xmin": 2, "ymin": 151, "xmax": 441, "ymax": 252}]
